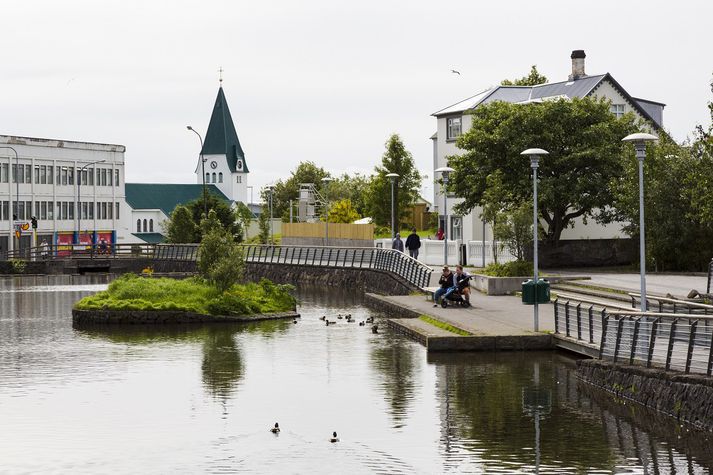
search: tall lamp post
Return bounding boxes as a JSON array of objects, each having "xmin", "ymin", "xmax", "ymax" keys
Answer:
[
  {"xmin": 267, "ymin": 185, "xmax": 275, "ymax": 245},
  {"xmin": 321, "ymin": 177, "xmax": 332, "ymax": 246},
  {"xmin": 435, "ymin": 166, "xmax": 454, "ymax": 265},
  {"xmin": 187, "ymin": 126, "xmax": 208, "ymax": 217},
  {"xmin": 0, "ymin": 146, "xmax": 19, "ymax": 254},
  {"xmin": 385, "ymin": 172, "xmax": 399, "ymax": 238},
  {"xmin": 77, "ymin": 159, "xmax": 106, "ymax": 247},
  {"xmin": 521, "ymin": 148, "xmax": 548, "ymax": 332},
  {"xmin": 622, "ymin": 132, "xmax": 658, "ymax": 312}
]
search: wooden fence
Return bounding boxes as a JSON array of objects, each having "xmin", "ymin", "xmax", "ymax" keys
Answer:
[{"xmin": 282, "ymin": 223, "xmax": 374, "ymax": 240}]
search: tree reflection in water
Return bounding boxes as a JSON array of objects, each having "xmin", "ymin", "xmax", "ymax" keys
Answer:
[
  {"xmin": 74, "ymin": 320, "xmax": 290, "ymax": 402},
  {"xmin": 369, "ymin": 330, "xmax": 419, "ymax": 428}
]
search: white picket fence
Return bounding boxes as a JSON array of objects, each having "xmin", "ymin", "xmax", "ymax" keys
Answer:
[{"xmin": 375, "ymin": 238, "xmax": 517, "ymax": 267}]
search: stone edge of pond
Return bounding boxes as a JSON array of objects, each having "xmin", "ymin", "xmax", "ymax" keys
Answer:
[
  {"xmin": 364, "ymin": 293, "xmax": 553, "ymax": 353},
  {"xmin": 72, "ymin": 308, "xmax": 300, "ymax": 324}
]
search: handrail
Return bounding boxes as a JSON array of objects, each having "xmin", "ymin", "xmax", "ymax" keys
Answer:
[
  {"xmin": 629, "ymin": 291, "xmax": 713, "ymax": 314},
  {"xmin": 554, "ymin": 292, "xmax": 634, "ymax": 311}
]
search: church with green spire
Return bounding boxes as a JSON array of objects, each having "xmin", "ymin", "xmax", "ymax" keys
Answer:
[
  {"xmin": 123, "ymin": 85, "xmax": 250, "ymax": 244},
  {"xmin": 195, "ymin": 86, "xmax": 249, "ymax": 204}
]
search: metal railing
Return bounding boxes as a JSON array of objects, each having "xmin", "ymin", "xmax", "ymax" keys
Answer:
[
  {"xmin": 555, "ymin": 295, "xmax": 713, "ymax": 376},
  {"xmin": 242, "ymin": 244, "xmax": 433, "ymax": 290},
  {"xmin": 629, "ymin": 292, "xmax": 713, "ymax": 315},
  {"xmin": 707, "ymin": 258, "xmax": 713, "ymax": 294},
  {"xmin": 2, "ymin": 243, "xmax": 198, "ymax": 261}
]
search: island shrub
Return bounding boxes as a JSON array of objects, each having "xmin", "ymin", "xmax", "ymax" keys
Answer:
[
  {"xmin": 74, "ymin": 274, "xmax": 295, "ymax": 316},
  {"xmin": 481, "ymin": 260, "xmax": 533, "ymax": 277}
]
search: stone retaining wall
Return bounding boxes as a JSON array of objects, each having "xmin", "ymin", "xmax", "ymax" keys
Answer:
[
  {"xmin": 72, "ymin": 309, "xmax": 299, "ymax": 324},
  {"xmin": 577, "ymin": 359, "xmax": 713, "ymax": 432},
  {"xmin": 245, "ymin": 263, "xmax": 416, "ymax": 295}
]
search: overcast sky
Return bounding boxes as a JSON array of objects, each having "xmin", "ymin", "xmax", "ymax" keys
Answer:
[{"xmin": 2, "ymin": 0, "xmax": 711, "ymax": 202}]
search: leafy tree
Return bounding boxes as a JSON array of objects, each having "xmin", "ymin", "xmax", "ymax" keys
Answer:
[
  {"xmin": 501, "ymin": 65, "xmax": 548, "ymax": 86},
  {"xmin": 325, "ymin": 173, "xmax": 371, "ymax": 217},
  {"xmin": 197, "ymin": 210, "xmax": 245, "ymax": 293},
  {"xmin": 267, "ymin": 161, "xmax": 329, "ymax": 220},
  {"xmin": 493, "ymin": 202, "xmax": 533, "ymax": 261},
  {"xmin": 326, "ymin": 199, "xmax": 361, "ymax": 223},
  {"xmin": 449, "ymin": 97, "xmax": 638, "ymax": 246},
  {"xmin": 366, "ymin": 134, "xmax": 422, "ymax": 228},
  {"xmin": 257, "ymin": 204, "xmax": 270, "ymax": 244},
  {"xmin": 234, "ymin": 202, "xmax": 254, "ymax": 241},
  {"xmin": 164, "ymin": 205, "xmax": 198, "ymax": 243}
]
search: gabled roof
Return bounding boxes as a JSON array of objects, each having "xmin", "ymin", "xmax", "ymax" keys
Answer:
[
  {"xmin": 201, "ymin": 87, "xmax": 248, "ymax": 173},
  {"xmin": 132, "ymin": 233, "xmax": 166, "ymax": 244},
  {"xmin": 125, "ymin": 183, "xmax": 232, "ymax": 216},
  {"xmin": 432, "ymin": 73, "xmax": 663, "ymax": 129}
]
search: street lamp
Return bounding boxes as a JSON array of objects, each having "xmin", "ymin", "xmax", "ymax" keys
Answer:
[
  {"xmin": 187, "ymin": 126, "xmax": 208, "ymax": 217},
  {"xmin": 435, "ymin": 166, "xmax": 454, "ymax": 265},
  {"xmin": 267, "ymin": 185, "xmax": 275, "ymax": 245},
  {"xmin": 77, "ymin": 159, "xmax": 106, "ymax": 248},
  {"xmin": 622, "ymin": 132, "xmax": 658, "ymax": 312},
  {"xmin": 321, "ymin": 177, "xmax": 332, "ymax": 246},
  {"xmin": 385, "ymin": 172, "xmax": 399, "ymax": 239},
  {"xmin": 521, "ymin": 148, "xmax": 549, "ymax": 332},
  {"xmin": 0, "ymin": 146, "xmax": 18, "ymax": 254}
]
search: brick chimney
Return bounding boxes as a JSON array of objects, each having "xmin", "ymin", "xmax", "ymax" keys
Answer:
[{"xmin": 569, "ymin": 50, "xmax": 586, "ymax": 81}]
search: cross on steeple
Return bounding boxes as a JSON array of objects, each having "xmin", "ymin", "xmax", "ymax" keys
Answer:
[{"xmin": 218, "ymin": 67, "xmax": 223, "ymax": 86}]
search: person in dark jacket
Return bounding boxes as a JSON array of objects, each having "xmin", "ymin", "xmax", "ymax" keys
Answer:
[
  {"xmin": 391, "ymin": 233, "xmax": 404, "ymax": 252},
  {"xmin": 433, "ymin": 266, "xmax": 455, "ymax": 306},
  {"xmin": 405, "ymin": 228, "xmax": 421, "ymax": 259}
]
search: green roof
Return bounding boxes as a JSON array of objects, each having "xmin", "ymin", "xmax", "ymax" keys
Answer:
[
  {"xmin": 125, "ymin": 183, "xmax": 232, "ymax": 216},
  {"xmin": 132, "ymin": 233, "xmax": 166, "ymax": 244},
  {"xmin": 201, "ymin": 87, "xmax": 248, "ymax": 173}
]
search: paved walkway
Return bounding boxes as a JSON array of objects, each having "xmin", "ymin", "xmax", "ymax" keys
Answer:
[
  {"xmin": 549, "ymin": 270, "xmax": 707, "ymax": 297},
  {"xmin": 382, "ymin": 291, "xmax": 553, "ymax": 336}
]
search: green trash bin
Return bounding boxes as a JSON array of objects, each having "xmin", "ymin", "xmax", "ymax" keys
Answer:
[{"xmin": 522, "ymin": 279, "xmax": 550, "ymax": 304}]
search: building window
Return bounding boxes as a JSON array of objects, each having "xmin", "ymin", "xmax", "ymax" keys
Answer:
[
  {"xmin": 450, "ymin": 216, "xmax": 462, "ymax": 241},
  {"xmin": 137, "ymin": 219, "xmax": 141, "ymax": 233},
  {"xmin": 47, "ymin": 202, "xmax": 53, "ymax": 220},
  {"xmin": 25, "ymin": 164, "xmax": 31, "ymax": 184},
  {"xmin": 0, "ymin": 164, "xmax": 7, "ymax": 183},
  {"xmin": 115, "ymin": 170, "xmax": 119, "ymax": 186},
  {"xmin": 143, "ymin": 219, "xmax": 147, "ymax": 233},
  {"xmin": 116, "ymin": 202, "xmax": 120, "ymax": 219},
  {"xmin": 108, "ymin": 202, "xmax": 113, "ymax": 219},
  {"xmin": 101, "ymin": 169, "xmax": 107, "ymax": 186},
  {"xmin": 108, "ymin": 169, "xmax": 113, "ymax": 186},
  {"xmin": 236, "ymin": 175, "xmax": 241, "ymax": 184},
  {"xmin": 205, "ymin": 173, "xmax": 210, "ymax": 183},
  {"xmin": 47, "ymin": 166, "xmax": 53, "ymax": 184},
  {"xmin": 611, "ymin": 104, "xmax": 625, "ymax": 118},
  {"xmin": 88, "ymin": 168, "xmax": 93, "ymax": 186},
  {"xmin": 68, "ymin": 168, "xmax": 74, "ymax": 185},
  {"xmin": 447, "ymin": 117, "xmax": 462, "ymax": 140},
  {"xmin": 41, "ymin": 201, "xmax": 47, "ymax": 220},
  {"xmin": 40, "ymin": 165, "xmax": 47, "ymax": 184},
  {"xmin": 212, "ymin": 172, "xmax": 216, "ymax": 183},
  {"xmin": 218, "ymin": 172, "xmax": 223, "ymax": 183},
  {"xmin": 149, "ymin": 219, "xmax": 154, "ymax": 232},
  {"xmin": 35, "ymin": 166, "xmax": 40, "ymax": 184}
]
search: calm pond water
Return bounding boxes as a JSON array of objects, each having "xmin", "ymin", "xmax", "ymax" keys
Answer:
[{"xmin": 1, "ymin": 275, "xmax": 712, "ymax": 474}]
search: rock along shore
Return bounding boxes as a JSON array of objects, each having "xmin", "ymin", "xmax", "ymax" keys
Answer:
[{"xmin": 72, "ymin": 308, "xmax": 300, "ymax": 324}]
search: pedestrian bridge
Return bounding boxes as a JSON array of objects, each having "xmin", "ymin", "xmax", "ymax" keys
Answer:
[{"xmin": 3, "ymin": 243, "xmax": 434, "ymax": 292}]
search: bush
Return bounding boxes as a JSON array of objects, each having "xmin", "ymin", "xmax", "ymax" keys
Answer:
[
  {"xmin": 10, "ymin": 259, "xmax": 26, "ymax": 274},
  {"xmin": 481, "ymin": 260, "xmax": 533, "ymax": 277}
]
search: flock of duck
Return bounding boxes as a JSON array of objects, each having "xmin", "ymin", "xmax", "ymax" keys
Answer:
[
  {"xmin": 318, "ymin": 314, "xmax": 378, "ymax": 333},
  {"xmin": 270, "ymin": 423, "xmax": 339, "ymax": 443}
]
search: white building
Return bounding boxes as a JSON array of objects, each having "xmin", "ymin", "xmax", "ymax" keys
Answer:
[
  {"xmin": 0, "ymin": 135, "xmax": 125, "ymax": 255},
  {"xmin": 431, "ymin": 50, "xmax": 665, "ymax": 246}
]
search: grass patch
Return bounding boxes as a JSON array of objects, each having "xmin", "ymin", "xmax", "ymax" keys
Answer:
[
  {"xmin": 419, "ymin": 315, "xmax": 472, "ymax": 336},
  {"xmin": 74, "ymin": 274, "xmax": 296, "ymax": 316}
]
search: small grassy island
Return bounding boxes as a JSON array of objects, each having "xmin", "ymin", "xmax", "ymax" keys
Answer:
[
  {"xmin": 73, "ymin": 209, "xmax": 298, "ymax": 324},
  {"xmin": 75, "ymin": 274, "xmax": 296, "ymax": 315}
]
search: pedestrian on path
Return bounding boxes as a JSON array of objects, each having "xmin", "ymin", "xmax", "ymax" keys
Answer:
[
  {"xmin": 392, "ymin": 233, "xmax": 404, "ymax": 252},
  {"xmin": 405, "ymin": 228, "xmax": 421, "ymax": 260}
]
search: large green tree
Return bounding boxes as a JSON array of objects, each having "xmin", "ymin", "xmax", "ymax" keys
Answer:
[
  {"xmin": 449, "ymin": 97, "xmax": 637, "ymax": 245},
  {"xmin": 163, "ymin": 192, "xmax": 241, "ymax": 243},
  {"xmin": 267, "ymin": 161, "xmax": 329, "ymax": 221},
  {"xmin": 366, "ymin": 134, "xmax": 422, "ymax": 229}
]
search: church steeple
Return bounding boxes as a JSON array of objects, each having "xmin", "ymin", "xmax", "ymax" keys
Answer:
[{"xmin": 201, "ymin": 87, "xmax": 248, "ymax": 173}]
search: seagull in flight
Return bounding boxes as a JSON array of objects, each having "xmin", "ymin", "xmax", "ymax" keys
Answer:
[{"xmin": 451, "ymin": 69, "xmax": 461, "ymax": 75}]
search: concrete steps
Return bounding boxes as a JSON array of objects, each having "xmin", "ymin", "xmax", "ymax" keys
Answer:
[{"xmin": 551, "ymin": 282, "xmax": 633, "ymax": 306}]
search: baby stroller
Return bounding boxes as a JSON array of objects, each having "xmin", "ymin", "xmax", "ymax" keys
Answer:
[{"xmin": 440, "ymin": 276, "xmax": 471, "ymax": 308}]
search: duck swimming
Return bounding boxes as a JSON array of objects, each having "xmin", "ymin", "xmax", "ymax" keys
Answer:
[
  {"xmin": 271, "ymin": 423, "xmax": 280, "ymax": 433},
  {"xmin": 330, "ymin": 431, "xmax": 339, "ymax": 443}
]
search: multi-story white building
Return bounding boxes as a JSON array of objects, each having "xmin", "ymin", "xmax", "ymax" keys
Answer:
[
  {"xmin": 0, "ymin": 135, "xmax": 125, "ymax": 255},
  {"xmin": 431, "ymin": 50, "xmax": 665, "ymax": 246}
]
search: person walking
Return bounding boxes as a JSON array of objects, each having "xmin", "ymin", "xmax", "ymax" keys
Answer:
[
  {"xmin": 391, "ymin": 233, "xmax": 404, "ymax": 252},
  {"xmin": 405, "ymin": 228, "xmax": 421, "ymax": 260}
]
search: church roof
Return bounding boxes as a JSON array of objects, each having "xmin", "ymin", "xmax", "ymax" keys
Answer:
[
  {"xmin": 125, "ymin": 183, "xmax": 232, "ymax": 216},
  {"xmin": 201, "ymin": 87, "xmax": 249, "ymax": 173}
]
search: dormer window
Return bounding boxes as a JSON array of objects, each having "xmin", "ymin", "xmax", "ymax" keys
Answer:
[{"xmin": 447, "ymin": 116, "xmax": 462, "ymax": 140}]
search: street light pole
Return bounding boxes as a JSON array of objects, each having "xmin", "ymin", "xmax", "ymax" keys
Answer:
[
  {"xmin": 0, "ymin": 147, "xmax": 18, "ymax": 254},
  {"xmin": 521, "ymin": 148, "xmax": 549, "ymax": 332},
  {"xmin": 435, "ymin": 166, "xmax": 454, "ymax": 266},
  {"xmin": 321, "ymin": 177, "xmax": 332, "ymax": 246},
  {"xmin": 77, "ymin": 159, "xmax": 106, "ymax": 247},
  {"xmin": 623, "ymin": 132, "xmax": 658, "ymax": 312},
  {"xmin": 386, "ymin": 173, "xmax": 399, "ymax": 239},
  {"xmin": 187, "ymin": 126, "xmax": 207, "ymax": 218}
]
